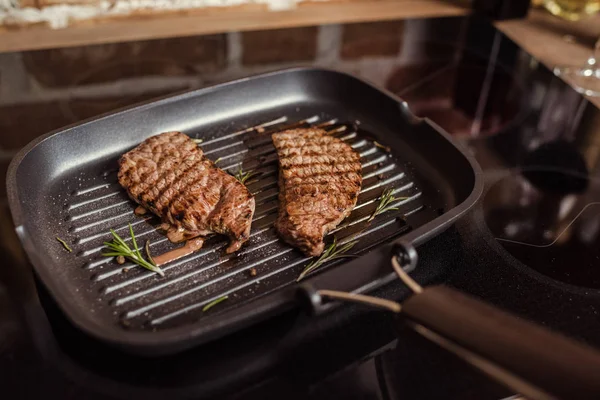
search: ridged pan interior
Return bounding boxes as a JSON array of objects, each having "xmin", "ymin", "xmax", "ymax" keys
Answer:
[{"xmin": 60, "ymin": 114, "xmax": 429, "ymax": 330}]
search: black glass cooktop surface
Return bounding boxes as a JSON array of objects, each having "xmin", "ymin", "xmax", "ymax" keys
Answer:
[
  {"xmin": 483, "ymin": 166, "xmax": 600, "ymax": 289},
  {"xmin": 440, "ymin": 26, "xmax": 600, "ymax": 291},
  {"xmin": 383, "ymin": 16, "xmax": 600, "ymax": 292}
]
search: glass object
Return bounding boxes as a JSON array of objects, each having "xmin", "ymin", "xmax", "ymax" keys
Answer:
[
  {"xmin": 543, "ymin": 0, "xmax": 600, "ymax": 20},
  {"xmin": 554, "ymin": 39, "xmax": 600, "ymax": 96},
  {"xmin": 545, "ymin": 0, "xmax": 600, "ymax": 96}
]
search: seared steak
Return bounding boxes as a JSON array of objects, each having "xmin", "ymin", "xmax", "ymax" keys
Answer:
[
  {"xmin": 118, "ymin": 131, "xmax": 255, "ymax": 253},
  {"xmin": 272, "ymin": 128, "xmax": 362, "ymax": 256}
]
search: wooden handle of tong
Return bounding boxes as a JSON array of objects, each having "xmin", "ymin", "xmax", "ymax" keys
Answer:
[
  {"xmin": 387, "ymin": 255, "xmax": 600, "ymax": 400},
  {"xmin": 402, "ymin": 285, "xmax": 600, "ymax": 400}
]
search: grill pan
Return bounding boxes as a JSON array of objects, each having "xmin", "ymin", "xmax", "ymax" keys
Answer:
[{"xmin": 7, "ymin": 68, "xmax": 481, "ymax": 355}]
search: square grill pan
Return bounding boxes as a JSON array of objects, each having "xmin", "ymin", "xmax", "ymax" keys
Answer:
[{"xmin": 7, "ymin": 68, "xmax": 482, "ymax": 355}]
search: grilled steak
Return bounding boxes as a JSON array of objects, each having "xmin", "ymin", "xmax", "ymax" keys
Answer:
[
  {"xmin": 272, "ymin": 128, "xmax": 362, "ymax": 256},
  {"xmin": 118, "ymin": 131, "xmax": 255, "ymax": 253}
]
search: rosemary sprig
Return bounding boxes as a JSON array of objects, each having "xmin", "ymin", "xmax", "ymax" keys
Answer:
[
  {"xmin": 297, "ymin": 238, "xmax": 358, "ymax": 282},
  {"xmin": 234, "ymin": 166, "xmax": 258, "ymax": 185},
  {"xmin": 56, "ymin": 237, "xmax": 72, "ymax": 253},
  {"xmin": 145, "ymin": 240, "xmax": 156, "ymax": 266},
  {"xmin": 374, "ymin": 140, "xmax": 391, "ymax": 152},
  {"xmin": 368, "ymin": 188, "xmax": 408, "ymax": 223},
  {"xmin": 202, "ymin": 295, "xmax": 229, "ymax": 312},
  {"xmin": 102, "ymin": 224, "xmax": 164, "ymax": 276}
]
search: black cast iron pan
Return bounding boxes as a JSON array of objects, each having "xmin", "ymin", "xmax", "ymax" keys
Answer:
[
  {"xmin": 7, "ymin": 67, "xmax": 480, "ymax": 354},
  {"xmin": 7, "ymin": 68, "xmax": 600, "ymax": 398}
]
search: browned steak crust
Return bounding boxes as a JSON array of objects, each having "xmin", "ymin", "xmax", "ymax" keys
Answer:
[
  {"xmin": 272, "ymin": 128, "xmax": 362, "ymax": 256},
  {"xmin": 118, "ymin": 131, "xmax": 255, "ymax": 253}
]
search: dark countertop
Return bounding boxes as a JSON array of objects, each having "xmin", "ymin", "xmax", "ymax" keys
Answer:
[{"xmin": 1, "ymin": 15, "xmax": 600, "ymax": 399}]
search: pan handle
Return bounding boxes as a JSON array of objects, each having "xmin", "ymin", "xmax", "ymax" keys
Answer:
[
  {"xmin": 302, "ymin": 246, "xmax": 600, "ymax": 400},
  {"xmin": 401, "ymin": 284, "xmax": 600, "ymax": 400}
]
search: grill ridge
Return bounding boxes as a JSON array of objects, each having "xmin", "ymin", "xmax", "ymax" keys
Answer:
[
  {"xmin": 63, "ymin": 115, "xmax": 426, "ymax": 330},
  {"xmin": 149, "ymin": 217, "xmax": 409, "ymax": 326}
]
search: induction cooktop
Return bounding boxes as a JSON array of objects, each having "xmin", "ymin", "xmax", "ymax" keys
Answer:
[{"xmin": 395, "ymin": 19, "xmax": 600, "ymax": 293}]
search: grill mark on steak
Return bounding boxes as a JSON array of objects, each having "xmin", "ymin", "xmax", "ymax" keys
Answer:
[
  {"xmin": 285, "ymin": 172, "xmax": 362, "ymax": 188},
  {"xmin": 165, "ymin": 162, "xmax": 216, "ymax": 226},
  {"xmin": 135, "ymin": 153, "xmax": 192, "ymax": 197},
  {"xmin": 144, "ymin": 156, "xmax": 205, "ymax": 214},
  {"xmin": 123, "ymin": 137, "xmax": 202, "ymax": 205},
  {"xmin": 276, "ymin": 143, "xmax": 352, "ymax": 158},
  {"xmin": 147, "ymin": 158, "xmax": 205, "ymax": 212},
  {"xmin": 280, "ymin": 154, "xmax": 359, "ymax": 169},
  {"xmin": 118, "ymin": 132, "xmax": 255, "ymax": 254},
  {"xmin": 272, "ymin": 128, "xmax": 362, "ymax": 256},
  {"xmin": 159, "ymin": 160, "xmax": 210, "ymax": 215},
  {"xmin": 281, "ymin": 163, "xmax": 362, "ymax": 179}
]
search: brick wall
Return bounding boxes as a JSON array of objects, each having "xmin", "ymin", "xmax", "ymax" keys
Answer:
[{"xmin": 0, "ymin": 19, "xmax": 464, "ymax": 193}]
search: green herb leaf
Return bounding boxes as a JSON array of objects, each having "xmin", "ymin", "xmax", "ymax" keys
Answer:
[
  {"xmin": 368, "ymin": 188, "xmax": 408, "ymax": 223},
  {"xmin": 233, "ymin": 166, "xmax": 258, "ymax": 185},
  {"xmin": 129, "ymin": 224, "xmax": 141, "ymax": 259},
  {"xmin": 296, "ymin": 238, "xmax": 358, "ymax": 282},
  {"xmin": 110, "ymin": 229, "xmax": 128, "ymax": 248},
  {"xmin": 202, "ymin": 295, "xmax": 229, "ymax": 312},
  {"xmin": 145, "ymin": 240, "xmax": 156, "ymax": 267},
  {"xmin": 102, "ymin": 224, "xmax": 164, "ymax": 276},
  {"xmin": 56, "ymin": 237, "xmax": 73, "ymax": 253},
  {"xmin": 374, "ymin": 141, "xmax": 391, "ymax": 152}
]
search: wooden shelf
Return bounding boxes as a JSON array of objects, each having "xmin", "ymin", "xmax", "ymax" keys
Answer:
[
  {"xmin": 0, "ymin": 0, "xmax": 469, "ymax": 53},
  {"xmin": 496, "ymin": 8, "xmax": 600, "ymax": 107}
]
